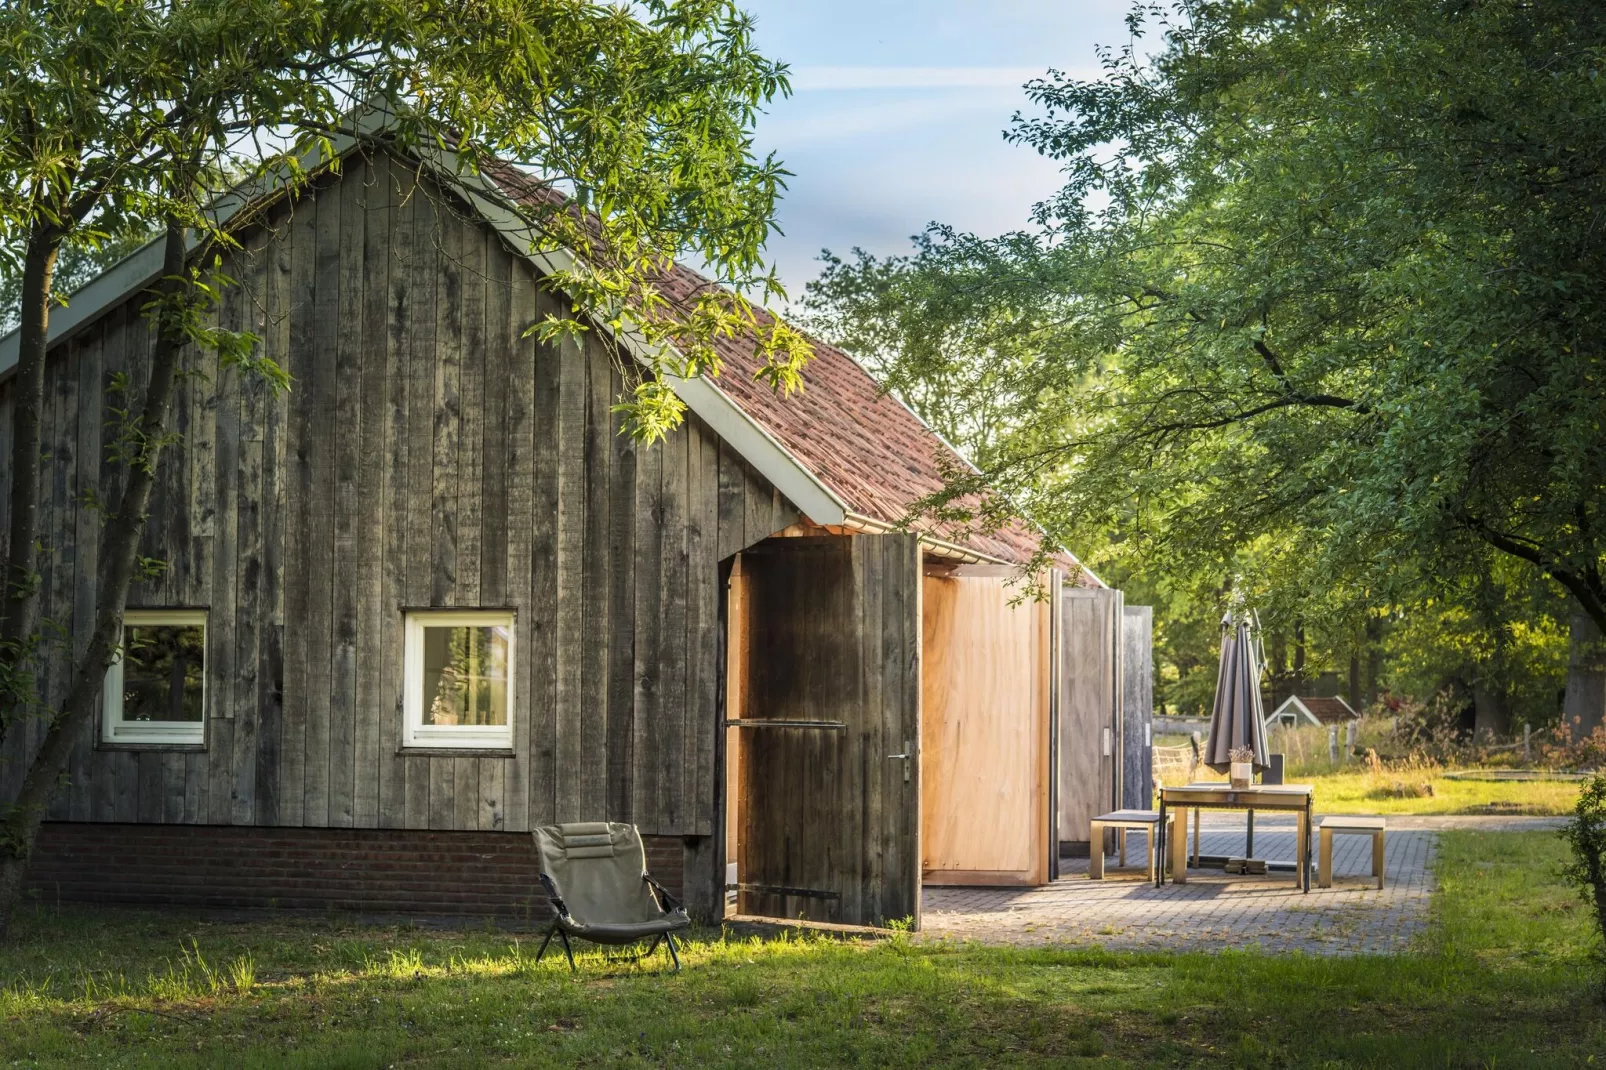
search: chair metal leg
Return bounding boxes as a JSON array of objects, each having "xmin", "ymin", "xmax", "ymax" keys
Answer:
[
  {"xmin": 536, "ymin": 923, "xmax": 557, "ymax": 963},
  {"xmin": 664, "ymin": 932, "xmax": 682, "ymax": 971},
  {"xmin": 559, "ymin": 929, "xmax": 577, "ymax": 971}
]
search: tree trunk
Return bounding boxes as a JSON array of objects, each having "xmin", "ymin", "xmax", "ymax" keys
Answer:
[
  {"xmin": 1348, "ymin": 652, "xmax": 1361, "ymax": 713},
  {"xmin": 0, "ymin": 223, "xmax": 188, "ymax": 938},
  {"xmin": 1365, "ymin": 616, "xmax": 1383, "ymax": 709},
  {"xmin": 1473, "ymin": 684, "xmax": 1509, "ymax": 740},
  {"xmin": 1293, "ymin": 619, "xmax": 1306, "ymax": 691},
  {"xmin": 0, "ymin": 232, "xmax": 61, "ymax": 751},
  {"xmin": 1564, "ymin": 610, "xmax": 1606, "ymax": 737}
]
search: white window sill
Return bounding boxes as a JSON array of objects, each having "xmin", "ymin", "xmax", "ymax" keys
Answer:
[
  {"xmin": 398, "ymin": 746, "xmax": 517, "ymax": 758},
  {"xmin": 102, "ymin": 725, "xmax": 205, "ymax": 747},
  {"xmin": 401, "ymin": 732, "xmax": 514, "ymax": 751}
]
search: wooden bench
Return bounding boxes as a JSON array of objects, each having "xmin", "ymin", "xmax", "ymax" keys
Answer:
[
  {"xmin": 1317, "ymin": 816, "xmax": 1385, "ymax": 889},
  {"xmin": 1089, "ymin": 810, "xmax": 1173, "ymax": 881}
]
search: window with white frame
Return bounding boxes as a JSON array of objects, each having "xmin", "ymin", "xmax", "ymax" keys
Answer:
[
  {"xmin": 403, "ymin": 610, "xmax": 515, "ymax": 749},
  {"xmin": 102, "ymin": 609, "xmax": 208, "ymax": 746}
]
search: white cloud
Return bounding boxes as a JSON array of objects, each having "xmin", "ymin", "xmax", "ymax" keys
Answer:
[
  {"xmin": 760, "ymin": 91, "xmax": 1019, "ymax": 146},
  {"xmin": 790, "ymin": 65, "xmax": 1099, "ymax": 91}
]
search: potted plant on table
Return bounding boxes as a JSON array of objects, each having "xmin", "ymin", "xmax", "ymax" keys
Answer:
[{"xmin": 1229, "ymin": 746, "xmax": 1256, "ymax": 790}]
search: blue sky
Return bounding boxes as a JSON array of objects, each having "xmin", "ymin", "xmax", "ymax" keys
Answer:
[{"xmin": 737, "ymin": 0, "xmax": 1137, "ymax": 296}]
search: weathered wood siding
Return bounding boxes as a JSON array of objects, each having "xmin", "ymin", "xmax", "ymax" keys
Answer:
[
  {"xmin": 0, "ymin": 152, "xmax": 797, "ymax": 836},
  {"xmin": 1057, "ymin": 586, "xmax": 1124, "ymax": 851},
  {"xmin": 1121, "ymin": 605, "xmax": 1154, "ymax": 810}
]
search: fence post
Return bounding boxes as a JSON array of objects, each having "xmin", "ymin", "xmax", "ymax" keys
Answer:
[
  {"xmin": 1328, "ymin": 726, "xmax": 1339, "ymax": 765},
  {"xmin": 1524, "ymin": 723, "xmax": 1531, "ymax": 764},
  {"xmin": 1345, "ymin": 720, "xmax": 1356, "ymax": 757}
]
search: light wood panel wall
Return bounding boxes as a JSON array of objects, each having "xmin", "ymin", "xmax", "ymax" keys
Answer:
[
  {"xmin": 919, "ymin": 572, "xmax": 1052, "ymax": 886},
  {"xmin": 0, "ymin": 151, "xmax": 798, "ymax": 837}
]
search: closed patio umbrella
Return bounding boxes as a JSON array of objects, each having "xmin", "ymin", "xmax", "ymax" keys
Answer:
[
  {"xmin": 1204, "ymin": 611, "xmax": 1270, "ymax": 856},
  {"xmin": 1204, "ymin": 612, "xmax": 1269, "ymax": 773}
]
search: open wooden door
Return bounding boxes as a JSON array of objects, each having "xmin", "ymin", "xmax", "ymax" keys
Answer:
[
  {"xmin": 1059, "ymin": 587, "xmax": 1125, "ymax": 855},
  {"xmin": 731, "ymin": 534, "xmax": 922, "ymax": 928}
]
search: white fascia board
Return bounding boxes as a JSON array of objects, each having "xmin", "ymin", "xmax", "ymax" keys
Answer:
[
  {"xmin": 427, "ymin": 151, "xmax": 849, "ymax": 528},
  {"xmin": 667, "ymin": 372, "xmax": 848, "ymax": 526},
  {"xmin": 0, "ymin": 242, "xmax": 165, "ymax": 375}
]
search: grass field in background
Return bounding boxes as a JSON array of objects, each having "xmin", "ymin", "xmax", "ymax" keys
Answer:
[
  {"xmin": 1299, "ymin": 770, "xmax": 1581, "ymax": 814},
  {"xmin": 1155, "ymin": 718, "xmax": 1586, "ymax": 814},
  {"xmin": 1, "ymin": 830, "xmax": 1602, "ymax": 1067}
]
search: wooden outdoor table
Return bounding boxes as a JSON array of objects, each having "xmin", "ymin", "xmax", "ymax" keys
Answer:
[{"xmin": 1156, "ymin": 783, "xmax": 1315, "ymax": 892}]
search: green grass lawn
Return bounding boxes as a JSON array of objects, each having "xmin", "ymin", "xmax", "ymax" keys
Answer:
[
  {"xmin": 2, "ymin": 830, "xmax": 1603, "ymax": 1067},
  {"xmin": 1306, "ymin": 770, "xmax": 1582, "ymax": 815}
]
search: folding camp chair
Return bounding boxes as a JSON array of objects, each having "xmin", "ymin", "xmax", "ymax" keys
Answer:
[{"xmin": 532, "ymin": 821, "xmax": 691, "ymax": 971}]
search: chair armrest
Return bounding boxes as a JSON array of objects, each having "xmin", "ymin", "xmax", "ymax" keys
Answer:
[
  {"xmin": 643, "ymin": 872, "xmax": 683, "ymax": 913},
  {"xmin": 537, "ymin": 873, "xmax": 570, "ymax": 919}
]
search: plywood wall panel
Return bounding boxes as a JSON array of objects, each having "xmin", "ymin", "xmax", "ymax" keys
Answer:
[{"xmin": 920, "ymin": 573, "xmax": 1051, "ymax": 884}]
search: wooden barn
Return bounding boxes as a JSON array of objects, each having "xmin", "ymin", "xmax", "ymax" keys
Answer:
[{"xmin": 0, "ymin": 134, "xmax": 1149, "ymax": 929}]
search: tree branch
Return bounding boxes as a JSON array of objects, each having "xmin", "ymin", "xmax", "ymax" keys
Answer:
[{"xmin": 1468, "ymin": 518, "xmax": 1606, "ymax": 636}]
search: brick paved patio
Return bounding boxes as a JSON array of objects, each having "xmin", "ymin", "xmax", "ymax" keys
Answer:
[{"xmin": 919, "ymin": 814, "xmax": 1558, "ymax": 955}]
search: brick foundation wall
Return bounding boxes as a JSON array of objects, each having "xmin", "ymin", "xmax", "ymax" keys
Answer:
[{"xmin": 22, "ymin": 823, "xmax": 685, "ymax": 920}]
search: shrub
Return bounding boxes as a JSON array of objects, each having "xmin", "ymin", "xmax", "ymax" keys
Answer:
[
  {"xmin": 1561, "ymin": 772, "xmax": 1606, "ymax": 996},
  {"xmin": 1535, "ymin": 723, "xmax": 1606, "ymax": 772}
]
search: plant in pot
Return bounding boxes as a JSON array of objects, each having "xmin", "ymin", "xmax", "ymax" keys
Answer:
[{"xmin": 1229, "ymin": 746, "xmax": 1256, "ymax": 790}]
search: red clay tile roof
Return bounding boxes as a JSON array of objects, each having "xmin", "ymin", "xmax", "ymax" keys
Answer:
[{"xmin": 485, "ymin": 161, "xmax": 1096, "ymax": 580}]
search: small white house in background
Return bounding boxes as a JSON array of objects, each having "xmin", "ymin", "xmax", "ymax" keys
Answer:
[{"xmin": 1266, "ymin": 694, "xmax": 1360, "ymax": 730}]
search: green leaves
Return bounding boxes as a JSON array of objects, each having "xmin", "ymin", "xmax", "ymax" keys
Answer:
[
  {"xmin": 804, "ymin": 0, "xmax": 1606, "ymax": 642},
  {"xmin": 1, "ymin": 0, "xmax": 800, "ymax": 440}
]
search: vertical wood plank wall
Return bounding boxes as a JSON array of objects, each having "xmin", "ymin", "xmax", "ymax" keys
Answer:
[
  {"xmin": 919, "ymin": 571, "xmax": 1051, "ymax": 885},
  {"xmin": 1121, "ymin": 605, "xmax": 1154, "ymax": 810},
  {"xmin": 1058, "ymin": 587, "xmax": 1125, "ymax": 852},
  {"xmin": 0, "ymin": 153, "xmax": 798, "ymax": 837}
]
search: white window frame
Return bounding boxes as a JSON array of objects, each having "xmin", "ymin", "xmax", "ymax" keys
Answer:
[
  {"xmin": 102, "ymin": 609, "xmax": 208, "ymax": 746},
  {"xmin": 403, "ymin": 610, "xmax": 516, "ymax": 750}
]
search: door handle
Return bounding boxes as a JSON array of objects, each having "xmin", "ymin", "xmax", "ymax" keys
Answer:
[{"xmin": 888, "ymin": 740, "xmax": 912, "ymax": 782}]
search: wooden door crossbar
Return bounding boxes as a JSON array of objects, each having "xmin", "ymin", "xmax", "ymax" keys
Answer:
[
  {"xmin": 724, "ymin": 719, "xmax": 847, "ymax": 730},
  {"xmin": 731, "ymin": 883, "xmax": 842, "ymax": 900}
]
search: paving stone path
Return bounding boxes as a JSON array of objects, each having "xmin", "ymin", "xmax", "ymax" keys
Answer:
[{"xmin": 919, "ymin": 814, "xmax": 1562, "ymax": 955}]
